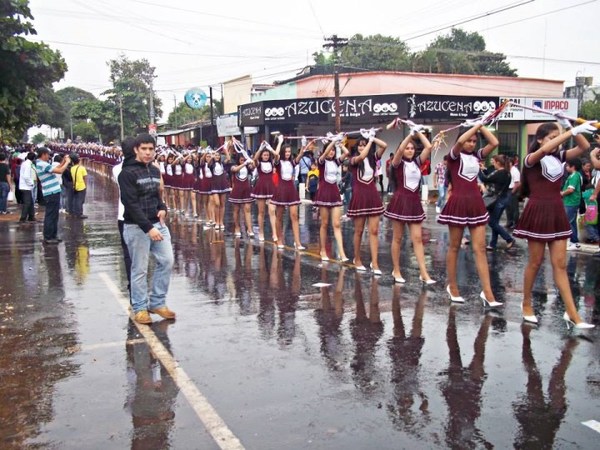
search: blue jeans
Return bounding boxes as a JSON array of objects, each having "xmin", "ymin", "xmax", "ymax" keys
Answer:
[
  {"xmin": 436, "ymin": 185, "xmax": 447, "ymax": 208},
  {"xmin": 0, "ymin": 182, "xmax": 9, "ymax": 212},
  {"xmin": 488, "ymin": 195, "xmax": 513, "ymax": 247},
  {"xmin": 43, "ymin": 192, "xmax": 61, "ymax": 240},
  {"xmin": 124, "ymin": 222, "xmax": 174, "ymax": 313},
  {"xmin": 564, "ymin": 205, "xmax": 579, "ymax": 243}
]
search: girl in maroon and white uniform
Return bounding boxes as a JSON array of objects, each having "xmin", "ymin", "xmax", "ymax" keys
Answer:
[
  {"xmin": 209, "ymin": 147, "xmax": 231, "ymax": 231},
  {"xmin": 198, "ymin": 151, "xmax": 214, "ymax": 228},
  {"xmin": 172, "ymin": 156, "xmax": 185, "ymax": 213},
  {"xmin": 163, "ymin": 153, "xmax": 175, "ymax": 211},
  {"xmin": 384, "ymin": 128, "xmax": 435, "ymax": 284},
  {"xmin": 347, "ymin": 128, "xmax": 387, "ymax": 274},
  {"xmin": 251, "ymin": 144, "xmax": 278, "ymax": 242},
  {"xmin": 271, "ymin": 136, "xmax": 304, "ymax": 250},
  {"xmin": 513, "ymin": 120, "xmax": 596, "ymax": 329},
  {"xmin": 437, "ymin": 122, "xmax": 500, "ymax": 307},
  {"xmin": 228, "ymin": 153, "xmax": 255, "ymax": 238},
  {"xmin": 183, "ymin": 153, "xmax": 197, "ymax": 218},
  {"xmin": 314, "ymin": 138, "xmax": 349, "ymax": 262}
]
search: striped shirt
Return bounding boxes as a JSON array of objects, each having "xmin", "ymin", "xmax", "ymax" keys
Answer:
[{"xmin": 36, "ymin": 160, "xmax": 61, "ymax": 196}]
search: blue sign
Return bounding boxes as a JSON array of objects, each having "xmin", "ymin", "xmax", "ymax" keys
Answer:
[{"xmin": 184, "ymin": 88, "xmax": 207, "ymax": 110}]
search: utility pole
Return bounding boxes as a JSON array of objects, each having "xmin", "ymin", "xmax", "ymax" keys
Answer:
[
  {"xmin": 323, "ymin": 35, "xmax": 348, "ymax": 132},
  {"xmin": 209, "ymin": 86, "xmax": 215, "ymax": 147},
  {"xmin": 173, "ymin": 94, "xmax": 178, "ymax": 129},
  {"xmin": 118, "ymin": 95, "xmax": 124, "ymax": 142},
  {"xmin": 149, "ymin": 78, "xmax": 156, "ymax": 136}
]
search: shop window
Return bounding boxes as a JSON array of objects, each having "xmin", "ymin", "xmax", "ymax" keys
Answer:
[{"xmin": 498, "ymin": 132, "xmax": 518, "ymax": 156}]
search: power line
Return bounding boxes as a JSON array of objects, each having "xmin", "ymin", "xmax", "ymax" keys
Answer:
[
  {"xmin": 401, "ymin": 0, "xmax": 536, "ymax": 42},
  {"xmin": 32, "ymin": 38, "xmax": 304, "ymax": 59}
]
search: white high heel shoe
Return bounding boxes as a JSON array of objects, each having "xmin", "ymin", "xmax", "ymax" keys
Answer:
[
  {"xmin": 446, "ymin": 285, "xmax": 464, "ymax": 303},
  {"xmin": 480, "ymin": 291, "xmax": 503, "ymax": 308},
  {"xmin": 353, "ymin": 260, "xmax": 366, "ymax": 271},
  {"xmin": 563, "ymin": 312, "xmax": 595, "ymax": 330},
  {"xmin": 393, "ymin": 273, "xmax": 406, "ymax": 284},
  {"xmin": 419, "ymin": 276, "xmax": 436, "ymax": 285},
  {"xmin": 520, "ymin": 302, "xmax": 538, "ymax": 324},
  {"xmin": 370, "ymin": 263, "xmax": 382, "ymax": 276}
]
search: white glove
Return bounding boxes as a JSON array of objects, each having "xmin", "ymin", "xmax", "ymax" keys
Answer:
[
  {"xmin": 360, "ymin": 128, "xmax": 370, "ymax": 140},
  {"xmin": 552, "ymin": 112, "xmax": 571, "ymax": 130},
  {"xmin": 571, "ymin": 121, "xmax": 598, "ymax": 136},
  {"xmin": 410, "ymin": 124, "xmax": 425, "ymax": 135},
  {"xmin": 369, "ymin": 128, "xmax": 377, "ymax": 139},
  {"xmin": 277, "ymin": 134, "xmax": 284, "ymax": 144},
  {"xmin": 334, "ymin": 141, "xmax": 342, "ymax": 151},
  {"xmin": 301, "ymin": 136, "xmax": 307, "ymax": 147},
  {"xmin": 461, "ymin": 118, "xmax": 482, "ymax": 128},
  {"xmin": 329, "ymin": 132, "xmax": 344, "ymax": 143},
  {"xmin": 480, "ymin": 108, "xmax": 495, "ymax": 123}
]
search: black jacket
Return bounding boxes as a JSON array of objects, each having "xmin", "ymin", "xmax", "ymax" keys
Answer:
[{"xmin": 118, "ymin": 160, "xmax": 166, "ymax": 233}]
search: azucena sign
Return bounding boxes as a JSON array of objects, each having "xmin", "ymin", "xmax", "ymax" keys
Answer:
[
  {"xmin": 239, "ymin": 95, "xmax": 405, "ymax": 126},
  {"xmin": 408, "ymin": 94, "xmax": 500, "ymax": 120}
]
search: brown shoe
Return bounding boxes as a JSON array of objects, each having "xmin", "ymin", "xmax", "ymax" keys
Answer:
[
  {"xmin": 134, "ymin": 310, "xmax": 152, "ymax": 324},
  {"xmin": 149, "ymin": 307, "xmax": 176, "ymax": 320}
]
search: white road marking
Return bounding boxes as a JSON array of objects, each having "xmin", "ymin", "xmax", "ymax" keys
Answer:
[
  {"xmin": 582, "ymin": 420, "xmax": 600, "ymax": 434},
  {"xmin": 99, "ymin": 272, "xmax": 245, "ymax": 450}
]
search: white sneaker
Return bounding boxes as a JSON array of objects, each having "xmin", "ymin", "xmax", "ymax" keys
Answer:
[{"xmin": 566, "ymin": 242, "xmax": 580, "ymax": 251}]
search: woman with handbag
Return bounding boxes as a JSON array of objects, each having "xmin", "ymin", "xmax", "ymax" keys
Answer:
[{"xmin": 479, "ymin": 154, "xmax": 516, "ymax": 251}]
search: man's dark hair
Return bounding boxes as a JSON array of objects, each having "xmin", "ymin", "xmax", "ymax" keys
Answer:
[
  {"xmin": 134, "ymin": 133, "xmax": 156, "ymax": 148},
  {"xmin": 0, "ymin": 153, "xmax": 6, "ymax": 162},
  {"xmin": 71, "ymin": 153, "xmax": 80, "ymax": 164},
  {"xmin": 122, "ymin": 136, "xmax": 136, "ymax": 161},
  {"xmin": 36, "ymin": 147, "xmax": 50, "ymax": 158},
  {"xmin": 26, "ymin": 151, "xmax": 36, "ymax": 161}
]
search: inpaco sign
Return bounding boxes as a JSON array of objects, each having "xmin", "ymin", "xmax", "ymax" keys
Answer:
[
  {"xmin": 525, "ymin": 98, "xmax": 578, "ymax": 121},
  {"xmin": 498, "ymin": 98, "xmax": 578, "ymax": 121}
]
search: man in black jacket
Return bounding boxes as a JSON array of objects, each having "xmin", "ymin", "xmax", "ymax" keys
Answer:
[{"xmin": 119, "ymin": 133, "xmax": 175, "ymax": 324}]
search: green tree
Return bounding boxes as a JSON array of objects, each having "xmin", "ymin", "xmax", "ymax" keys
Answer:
[
  {"xmin": 31, "ymin": 132, "xmax": 46, "ymax": 145},
  {"xmin": 313, "ymin": 34, "xmax": 412, "ymax": 71},
  {"xmin": 0, "ymin": 0, "xmax": 67, "ymax": 141},
  {"xmin": 36, "ymin": 87, "xmax": 67, "ymax": 128},
  {"xmin": 580, "ymin": 91, "xmax": 600, "ymax": 120},
  {"xmin": 168, "ymin": 98, "xmax": 224, "ymax": 128},
  {"xmin": 412, "ymin": 28, "xmax": 517, "ymax": 76},
  {"xmin": 103, "ymin": 55, "xmax": 162, "ymax": 138},
  {"xmin": 72, "ymin": 121, "xmax": 99, "ymax": 142}
]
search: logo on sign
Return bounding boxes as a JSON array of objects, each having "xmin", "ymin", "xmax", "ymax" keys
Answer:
[
  {"xmin": 373, "ymin": 103, "xmax": 398, "ymax": 113},
  {"xmin": 184, "ymin": 88, "xmax": 207, "ymax": 110},
  {"xmin": 265, "ymin": 107, "xmax": 285, "ymax": 117}
]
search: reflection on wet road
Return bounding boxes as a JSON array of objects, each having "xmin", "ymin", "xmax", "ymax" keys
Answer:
[{"xmin": 1, "ymin": 172, "xmax": 599, "ymax": 449}]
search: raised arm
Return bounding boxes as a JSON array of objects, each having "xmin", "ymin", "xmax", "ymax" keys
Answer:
[
  {"xmin": 528, "ymin": 122, "xmax": 596, "ymax": 167},
  {"xmin": 273, "ymin": 135, "xmax": 284, "ymax": 163},
  {"xmin": 416, "ymin": 130, "xmax": 433, "ymax": 161},
  {"xmin": 318, "ymin": 141, "xmax": 335, "ymax": 164},
  {"xmin": 392, "ymin": 134, "xmax": 413, "ymax": 167},
  {"xmin": 479, "ymin": 126, "xmax": 499, "ymax": 158}
]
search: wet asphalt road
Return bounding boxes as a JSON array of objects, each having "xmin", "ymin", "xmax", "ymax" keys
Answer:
[{"xmin": 1, "ymin": 171, "xmax": 600, "ymax": 449}]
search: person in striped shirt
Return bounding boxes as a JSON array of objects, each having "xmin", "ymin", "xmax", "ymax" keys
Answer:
[{"xmin": 35, "ymin": 148, "xmax": 71, "ymax": 244}]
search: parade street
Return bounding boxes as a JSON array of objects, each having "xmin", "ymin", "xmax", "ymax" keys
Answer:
[{"xmin": 1, "ymin": 171, "xmax": 599, "ymax": 449}]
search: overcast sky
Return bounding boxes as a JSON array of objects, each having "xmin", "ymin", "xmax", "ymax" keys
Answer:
[{"xmin": 28, "ymin": 0, "xmax": 600, "ymax": 120}]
